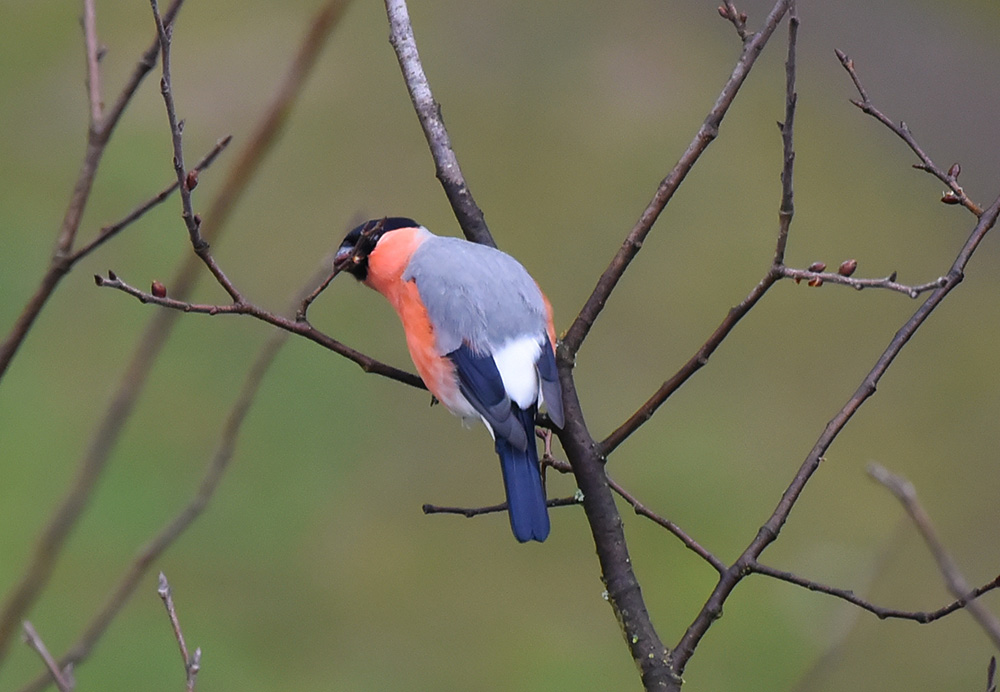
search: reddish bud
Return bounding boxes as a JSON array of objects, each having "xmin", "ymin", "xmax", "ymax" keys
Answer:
[
  {"xmin": 941, "ymin": 191, "xmax": 961, "ymax": 205},
  {"xmin": 808, "ymin": 261, "xmax": 826, "ymax": 272},
  {"xmin": 108, "ymin": 269, "xmax": 117, "ymax": 281},
  {"xmin": 838, "ymin": 259, "xmax": 858, "ymax": 277},
  {"xmin": 185, "ymin": 169, "xmax": 199, "ymax": 191},
  {"xmin": 738, "ymin": 11, "xmax": 747, "ymax": 22},
  {"xmin": 718, "ymin": 5, "xmax": 729, "ymax": 18},
  {"xmin": 948, "ymin": 162, "xmax": 961, "ymax": 179},
  {"xmin": 807, "ymin": 277, "xmax": 823, "ymax": 287},
  {"xmin": 151, "ymin": 280, "xmax": 167, "ymax": 298},
  {"xmin": 793, "ymin": 277, "xmax": 802, "ymax": 285}
]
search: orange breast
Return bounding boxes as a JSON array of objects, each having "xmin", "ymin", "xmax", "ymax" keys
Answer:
[{"xmin": 364, "ymin": 228, "xmax": 462, "ymax": 408}]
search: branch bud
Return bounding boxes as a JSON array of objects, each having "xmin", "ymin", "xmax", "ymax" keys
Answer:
[
  {"xmin": 151, "ymin": 280, "xmax": 167, "ymax": 298},
  {"xmin": 807, "ymin": 261, "xmax": 826, "ymax": 272},
  {"xmin": 837, "ymin": 259, "xmax": 858, "ymax": 277},
  {"xmin": 184, "ymin": 169, "xmax": 199, "ymax": 191},
  {"xmin": 808, "ymin": 277, "xmax": 823, "ymax": 287},
  {"xmin": 941, "ymin": 190, "xmax": 961, "ymax": 205},
  {"xmin": 948, "ymin": 162, "xmax": 961, "ymax": 179}
]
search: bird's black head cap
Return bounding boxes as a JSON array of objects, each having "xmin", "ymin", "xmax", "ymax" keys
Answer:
[{"xmin": 335, "ymin": 217, "xmax": 419, "ymax": 281}]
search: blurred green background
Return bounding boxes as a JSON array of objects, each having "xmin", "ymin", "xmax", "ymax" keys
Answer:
[{"xmin": 2, "ymin": 0, "xmax": 999, "ymax": 690}]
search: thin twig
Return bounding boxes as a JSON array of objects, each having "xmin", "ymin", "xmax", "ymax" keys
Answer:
[
  {"xmin": 16, "ymin": 248, "xmax": 349, "ymax": 692},
  {"xmin": 718, "ymin": 2, "xmax": 749, "ymax": 41},
  {"xmin": 868, "ymin": 463, "xmax": 1000, "ymax": 649},
  {"xmin": 82, "ymin": 0, "xmax": 103, "ymax": 127},
  {"xmin": 21, "ymin": 622, "xmax": 73, "ymax": 692},
  {"xmin": 0, "ymin": 0, "xmax": 351, "ymax": 675},
  {"xmin": 157, "ymin": 574, "xmax": 200, "ymax": 692},
  {"xmin": 73, "ymin": 137, "xmax": 232, "ymax": 261},
  {"xmin": 835, "ymin": 48, "xmax": 983, "ymax": 217},
  {"xmin": 672, "ymin": 191, "xmax": 1000, "ymax": 676},
  {"xmin": 422, "ymin": 495, "xmax": 582, "ymax": 518},
  {"xmin": 0, "ymin": 0, "xmax": 183, "ymax": 386},
  {"xmin": 607, "ymin": 475, "xmax": 727, "ymax": 574},
  {"xmin": 779, "ymin": 264, "xmax": 946, "ymax": 297},
  {"xmin": 753, "ymin": 561, "xmax": 1000, "ymax": 624},
  {"xmin": 95, "ymin": 271, "xmax": 424, "ymax": 389},
  {"xmin": 384, "ymin": 0, "xmax": 492, "ymax": 247},
  {"xmin": 562, "ymin": 0, "xmax": 794, "ymax": 357}
]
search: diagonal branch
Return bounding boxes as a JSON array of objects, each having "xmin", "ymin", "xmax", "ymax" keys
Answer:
[
  {"xmin": 95, "ymin": 272, "xmax": 424, "ymax": 389},
  {"xmin": 0, "ymin": 0, "xmax": 183, "ymax": 385},
  {"xmin": 0, "ymin": 0, "xmax": 351, "ymax": 670},
  {"xmin": 753, "ymin": 561, "xmax": 1000, "ymax": 624},
  {"xmin": 384, "ymin": 0, "xmax": 492, "ymax": 247},
  {"xmin": 868, "ymin": 463, "xmax": 1000, "ymax": 649},
  {"xmin": 672, "ymin": 189, "xmax": 1000, "ymax": 676},
  {"xmin": 835, "ymin": 49, "xmax": 983, "ymax": 217},
  {"xmin": 562, "ymin": 0, "xmax": 794, "ymax": 357}
]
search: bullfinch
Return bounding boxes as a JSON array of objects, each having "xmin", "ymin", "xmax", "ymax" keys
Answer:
[{"xmin": 335, "ymin": 217, "xmax": 564, "ymax": 542}]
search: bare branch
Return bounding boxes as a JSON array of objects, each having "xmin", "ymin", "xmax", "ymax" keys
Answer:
[
  {"xmin": 774, "ymin": 1, "xmax": 798, "ymax": 266},
  {"xmin": 384, "ymin": 0, "xmax": 492, "ymax": 247},
  {"xmin": 0, "ymin": 0, "xmax": 351, "ymax": 670},
  {"xmin": 81, "ymin": 0, "xmax": 103, "ymax": 126},
  {"xmin": 753, "ymin": 561, "xmax": 1000, "ymax": 624},
  {"xmin": 16, "ymin": 250, "xmax": 349, "ymax": 692},
  {"xmin": 868, "ymin": 463, "xmax": 1000, "ymax": 649},
  {"xmin": 95, "ymin": 271, "xmax": 423, "ymax": 389},
  {"xmin": 562, "ymin": 0, "xmax": 794, "ymax": 357},
  {"xmin": 672, "ymin": 191, "xmax": 1000, "ymax": 676},
  {"xmin": 607, "ymin": 475, "xmax": 727, "ymax": 575},
  {"xmin": 157, "ymin": 574, "xmax": 200, "ymax": 692},
  {"xmin": 0, "ymin": 0, "xmax": 184, "ymax": 385},
  {"xmin": 21, "ymin": 623, "xmax": 73, "ymax": 692},
  {"xmin": 779, "ymin": 264, "xmax": 947, "ymax": 297},
  {"xmin": 73, "ymin": 137, "xmax": 232, "ymax": 261},
  {"xmin": 422, "ymin": 495, "xmax": 582, "ymax": 518},
  {"xmin": 717, "ymin": 2, "xmax": 749, "ymax": 41},
  {"xmin": 835, "ymin": 48, "xmax": 983, "ymax": 217}
]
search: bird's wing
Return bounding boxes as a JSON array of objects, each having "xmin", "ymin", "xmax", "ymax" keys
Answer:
[{"xmin": 447, "ymin": 343, "xmax": 530, "ymax": 451}]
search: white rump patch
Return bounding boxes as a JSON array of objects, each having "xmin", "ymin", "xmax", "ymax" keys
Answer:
[{"xmin": 492, "ymin": 336, "xmax": 543, "ymax": 410}]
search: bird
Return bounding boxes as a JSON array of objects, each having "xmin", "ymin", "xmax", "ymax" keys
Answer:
[{"xmin": 334, "ymin": 217, "xmax": 564, "ymax": 542}]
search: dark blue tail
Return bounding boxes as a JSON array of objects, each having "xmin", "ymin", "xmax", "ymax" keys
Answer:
[{"xmin": 495, "ymin": 406, "xmax": 549, "ymax": 543}]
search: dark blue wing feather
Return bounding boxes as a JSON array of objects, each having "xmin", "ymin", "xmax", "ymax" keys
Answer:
[
  {"xmin": 447, "ymin": 344, "xmax": 549, "ymax": 542},
  {"xmin": 448, "ymin": 344, "xmax": 528, "ymax": 450},
  {"xmin": 536, "ymin": 335, "xmax": 563, "ymax": 429},
  {"xmin": 495, "ymin": 406, "xmax": 550, "ymax": 542}
]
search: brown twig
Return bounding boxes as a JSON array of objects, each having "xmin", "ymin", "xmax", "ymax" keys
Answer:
[
  {"xmin": 562, "ymin": 0, "xmax": 794, "ymax": 358},
  {"xmin": 17, "ymin": 250, "xmax": 346, "ymax": 692},
  {"xmin": 81, "ymin": 0, "xmax": 103, "ymax": 126},
  {"xmin": 0, "ymin": 0, "xmax": 352, "ymax": 676},
  {"xmin": 384, "ymin": 0, "xmax": 493, "ymax": 247},
  {"xmin": 550, "ymin": 5, "xmax": 795, "ymax": 689},
  {"xmin": 157, "ymin": 574, "xmax": 200, "ymax": 692},
  {"xmin": 607, "ymin": 476, "xmax": 727, "ymax": 575},
  {"xmin": 0, "ymin": 0, "xmax": 183, "ymax": 385},
  {"xmin": 835, "ymin": 48, "xmax": 983, "ymax": 217},
  {"xmin": 21, "ymin": 623, "xmax": 73, "ymax": 692},
  {"xmin": 868, "ymin": 463, "xmax": 1000, "ymax": 649},
  {"xmin": 753, "ymin": 561, "xmax": 1000, "ymax": 624},
  {"xmin": 717, "ymin": 2, "xmax": 749, "ymax": 41},
  {"xmin": 422, "ymin": 495, "xmax": 583, "ymax": 518},
  {"xmin": 778, "ymin": 264, "xmax": 946, "ymax": 297},
  {"xmin": 672, "ymin": 191, "xmax": 1000, "ymax": 676},
  {"xmin": 95, "ymin": 271, "xmax": 423, "ymax": 389}
]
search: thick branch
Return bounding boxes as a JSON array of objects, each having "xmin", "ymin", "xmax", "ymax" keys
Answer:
[
  {"xmin": 672, "ymin": 191, "xmax": 1000, "ymax": 675},
  {"xmin": 384, "ymin": 0, "xmax": 492, "ymax": 247}
]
